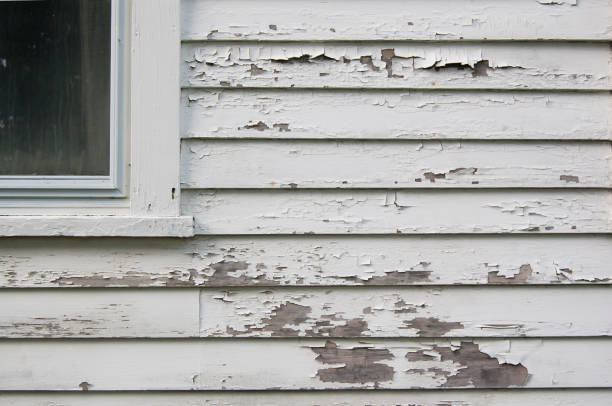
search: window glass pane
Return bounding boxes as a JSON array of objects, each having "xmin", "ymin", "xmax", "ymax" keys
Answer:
[{"xmin": 0, "ymin": 0, "xmax": 111, "ymax": 176}]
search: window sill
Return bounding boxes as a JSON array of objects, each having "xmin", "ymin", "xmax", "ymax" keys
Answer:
[{"xmin": 0, "ymin": 215, "xmax": 194, "ymax": 237}]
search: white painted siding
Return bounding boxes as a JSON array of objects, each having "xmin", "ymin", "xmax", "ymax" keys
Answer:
[{"xmin": 2, "ymin": 0, "xmax": 611, "ymax": 404}]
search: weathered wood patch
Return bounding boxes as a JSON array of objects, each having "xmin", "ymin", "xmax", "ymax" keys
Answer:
[
  {"xmin": 182, "ymin": 0, "xmax": 612, "ymax": 41},
  {"xmin": 182, "ymin": 90, "xmax": 612, "ymax": 141},
  {"xmin": 181, "ymin": 43, "xmax": 611, "ymax": 89},
  {"xmin": 2, "ymin": 235, "xmax": 611, "ymax": 287},
  {"xmin": 200, "ymin": 286, "xmax": 612, "ymax": 337},
  {"xmin": 404, "ymin": 342, "xmax": 528, "ymax": 388},
  {"xmin": 1, "ymin": 339, "xmax": 610, "ymax": 389},
  {"xmin": 182, "ymin": 190, "xmax": 612, "ymax": 234},
  {"xmin": 181, "ymin": 140, "xmax": 612, "ymax": 188}
]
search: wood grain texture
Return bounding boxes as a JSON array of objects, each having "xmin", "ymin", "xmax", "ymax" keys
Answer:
[
  {"xmin": 200, "ymin": 286, "xmax": 612, "ymax": 338},
  {"xmin": 181, "ymin": 0, "xmax": 612, "ymax": 41},
  {"xmin": 181, "ymin": 140, "xmax": 612, "ymax": 189},
  {"xmin": 181, "ymin": 43, "xmax": 612, "ymax": 89},
  {"xmin": 182, "ymin": 90, "xmax": 612, "ymax": 140},
  {"xmin": 1, "ymin": 339, "xmax": 611, "ymax": 389},
  {"xmin": 4, "ymin": 390, "xmax": 612, "ymax": 406},
  {"xmin": 182, "ymin": 190, "xmax": 612, "ymax": 234},
  {"xmin": 0, "ymin": 289, "xmax": 199, "ymax": 338},
  {"xmin": 2, "ymin": 235, "xmax": 610, "ymax": 288}
]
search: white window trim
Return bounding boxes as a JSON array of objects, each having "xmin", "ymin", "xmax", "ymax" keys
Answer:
[{"xmin": 0, "ymin": 0, "xmax": 194, "ymax": 237}]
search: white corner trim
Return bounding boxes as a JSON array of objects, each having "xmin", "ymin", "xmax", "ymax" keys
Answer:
[
  {"xmin": 129, "ymin": 0, "xmax": 181, "ymax": 217},
  {"xmin": 0, "ymin": 216, "xmax": 194, "ymax": 237}
]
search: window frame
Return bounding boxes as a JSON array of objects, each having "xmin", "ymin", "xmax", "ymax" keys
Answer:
[
  {"xmin": 0, "ymin": 0, "xmax": 127, "ymax": 197},
  {"xmin": 0, "ymin": 0, "xmax": 193, "ymax": 237}
]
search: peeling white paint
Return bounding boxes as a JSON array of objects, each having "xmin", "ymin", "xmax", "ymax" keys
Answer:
[
  {"xmin": 181, "ymin": 0, "xmax": 611, "ymax": 41},
  {"xmin": 199, "ymin": 286, "xmax": 612, "ymax": 337},
  {"xmin": 0, "ymin": 339, "xmax": 610, "ymax": 390},
  {"xmin": 182, "ymin": 190, "xmax": 612, "ymax": 234},
  {"xmin": 180, "ymin": 140, "xmax": 612, "ymax": 188},
  {"xmin": 2, "ymin": 235, "xmax": 610, "ymax": 287},
  {"xmin": 181, "ymin": 43, "xmax": 611, "ymax": 89},
  {"xmin": 181, "ymin": 90, "xmax": 611, "ymax": 140}
]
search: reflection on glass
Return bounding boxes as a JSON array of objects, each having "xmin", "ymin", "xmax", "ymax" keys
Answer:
[{"xmin": 0, "ymin": 0, "xmax": 111, "ymax": 176}]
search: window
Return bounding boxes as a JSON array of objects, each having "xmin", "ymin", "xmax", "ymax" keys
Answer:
[
  {"xmin": 0, "ymin": 0, "xmax": 192, "ymax": 237},
  {"xmin": 0, "ymin": 0, "xmax": 125, "ymax": 197}
]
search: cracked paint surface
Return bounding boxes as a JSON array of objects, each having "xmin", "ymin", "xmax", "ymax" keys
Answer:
[
  {"xmin": 181, "ymin": 43, "xmax": 610, "ymax": 89},
  {"xmin": 182, "ymin": 0, "xmax": 612, "ymax": 41},
  {"xmin": 2, "ymin": 236, "xmax": 612, "ymax": 287}
]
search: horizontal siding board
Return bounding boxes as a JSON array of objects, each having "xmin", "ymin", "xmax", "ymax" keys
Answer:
[
  {"xmin": 181, "ymin": 43, "xmax": 612, "ymax": 90},
  {"xmin": 182, "ymin": 190, "xmax": 612, "ymax": 234},
  {"xmin": 1, "ymin": 338, "xmax": 611, "ymax": 389},
  {"xmin": 182, "ymin": 90, "xmax": 612, "ymax": 141},
  {"xmin": 200, "ymin": 286, "xmax": 612, "ymax": 338},
  {"xmin": 181, "ymin": 140, "xmax": 612, "ymax": 189},
  {"xmin": 0, "ymin": 290, "xmax": 199, "ymax": 338},
  {"xmin": 181, "ymin": 0, "xmax": 612, "ymax": 41},
  {"xmin": 1, "ymin": 287, "xmax": 609, "ymax": 338},
  {"xmin": 2, "ymin": 235, "xmax": 611, "ymax": 288},
  {"xmin": 4, "ymin": 390, "xmax": 612, "ymax": 406}
]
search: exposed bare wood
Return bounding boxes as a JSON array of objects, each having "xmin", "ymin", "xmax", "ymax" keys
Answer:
[
  {"xmin": 181, "ymin": 43, "xmax": 612, "ymax": 90},
  {"xmin": 181, "ymin": 0, "xmax": 612, "ymax": 41}
]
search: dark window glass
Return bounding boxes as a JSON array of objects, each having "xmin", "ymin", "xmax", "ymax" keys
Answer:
[{"xmin": 0, "ymin": 0, "xmax": 111, "ymax": 176}]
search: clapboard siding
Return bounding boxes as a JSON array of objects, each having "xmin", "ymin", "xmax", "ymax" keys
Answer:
[
  {"xmin": 200, "ymin": 286, "xmax": 612, "ymax": 338},
  {"xmin": 2, "ymin": 339, "xmax": 611, "ymax": 390},
  {"xmin": 2, "ymin": 236, "xmax": 611, "ymax": 288},
  {"xmin": 183, "ymin": 190, "xmax": 612, "ymax": 234},
  {"xmin": 181, "ymin": 140, "xmax": 612, "ymax": 188},
  {"xmin": 1, "ymin": 287, "xmax": 610, "ymax": 338},
  {"xmin": 182, "ymin": 90, "xmax": 612, "ymax": 140},
  {"xmin": 182, "ymin": 0, "xmax": 612, "ymax": 41},
  {"xmin": 0, "ymin": 289, "xmax": 199, "ymax": 338},
  {"xmin": 182, "ymin": 43, "xmax": 612, "ymax": 89},
  {"xmin": 5, "ymin": 390, "xmax": 612, "ymax": 406},
  {"xmin": 3, "ymin": 0, "xmax": 610, "ymax": 402}
]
